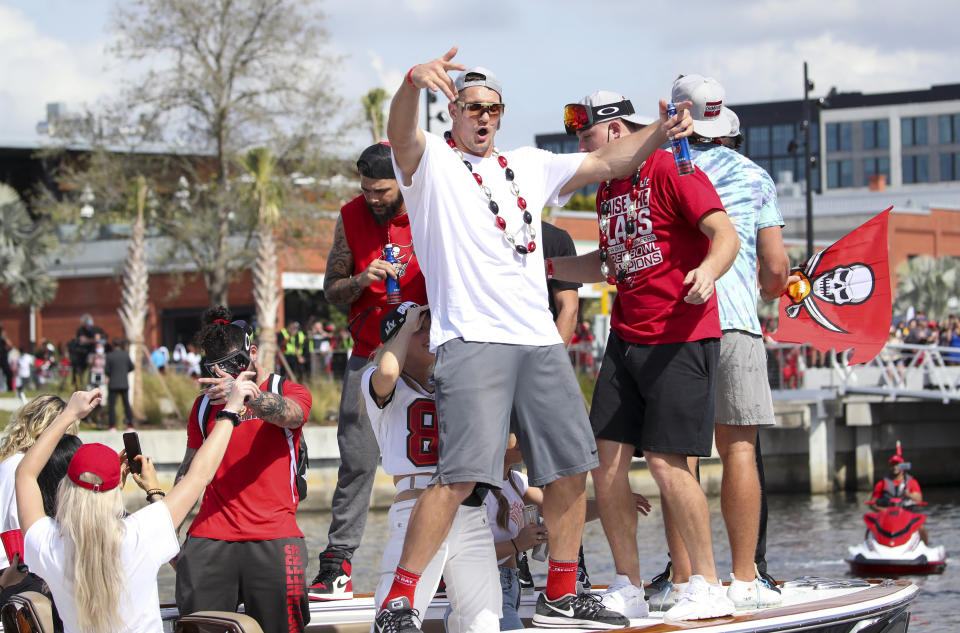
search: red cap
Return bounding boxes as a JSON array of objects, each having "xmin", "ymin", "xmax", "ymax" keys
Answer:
[
  {"xmin": 889, "ymin": 454, "xmax": 904, "ymax": 465},
  {"xmin": 67, "ymin": 443, "xmax": 122, "ymax": 492}
]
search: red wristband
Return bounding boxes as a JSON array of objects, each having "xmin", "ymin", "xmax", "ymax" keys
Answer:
[
  {"xmin": 406, "ymin": 66, "xmax": 417, "ymax": 88},
  {"xmin": 545, "ymin": 258, "xmax": 554, "ymax": 281}
]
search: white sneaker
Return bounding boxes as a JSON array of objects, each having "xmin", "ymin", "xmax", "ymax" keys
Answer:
[
  {"xmin": 600, "ymin": 574, "xmax": 649, "ymax": 618},
  {"xmin": 647, "ymin": 580, "xmax": 686, "ymax": 612},
  {"xmin": 664, "ymin": 575, "xmax": 735, "ymax": 621},
  {"xmin": 727, "ymin": 573, "xmax": 782, "ymax": 610}
]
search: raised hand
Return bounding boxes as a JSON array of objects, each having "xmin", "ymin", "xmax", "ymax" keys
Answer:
[
  {"xmin": 199, "ymin": 366, "xmax": 236, "ymax": 405},
  {"xmin": 408, "ymin": 46, "xmax": 467, "ymax": 102},
  {"xmin": 224, "ymin": 370, "xmax": 259, "ymax": 412},
  {"xmin": 658, "ymin": 99, "xmax": 694, "ymax": 140},
  {"xmin": 64, "ymin": 389, "xmax": 102, "ymax": 420}
]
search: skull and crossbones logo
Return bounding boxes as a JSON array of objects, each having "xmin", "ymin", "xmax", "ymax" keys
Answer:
[{"xmin": 785, "ymin": 249, "xmax": 875, "ymax": 333}]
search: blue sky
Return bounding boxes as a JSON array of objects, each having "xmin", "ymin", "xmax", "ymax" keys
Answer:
[{"xmin": 2, "ymin": 0, "xmax": 960, "ymax": 154}]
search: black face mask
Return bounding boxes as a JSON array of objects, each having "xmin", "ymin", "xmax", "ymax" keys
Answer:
[{"xmin": 201, "ymin": 349, "xmax": 251, "ymax": 378}]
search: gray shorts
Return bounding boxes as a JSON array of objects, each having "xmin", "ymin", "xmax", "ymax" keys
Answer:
[
  {"xmin": 716, "ymin": 330, "xmax": 776, "ymax": 427},
  {"xmin": 433, "ymin": 338, "xmax": 598, "ymax": 488}
]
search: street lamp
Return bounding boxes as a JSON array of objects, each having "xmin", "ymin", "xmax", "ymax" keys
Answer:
[{"xmin": 424, "ymin": 92, "xmax": 449, "ymax": 133}]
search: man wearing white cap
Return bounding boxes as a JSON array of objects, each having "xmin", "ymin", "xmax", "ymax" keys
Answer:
[
  {"xmin": 375, "ymin": 46, "xmax": 694, "ymax": 632},
  {"xmin": 655, "ymin": 74, "xmax": 790, "ymax": 611},
  {"xmin": 550, "ymin": 89, "xmax": 740, "ymax": 621}
]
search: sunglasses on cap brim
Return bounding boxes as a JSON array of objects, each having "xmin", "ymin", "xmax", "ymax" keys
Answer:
[{"xmin": 563, "ymin": 100, "xmax": 636, "ymax": 135}]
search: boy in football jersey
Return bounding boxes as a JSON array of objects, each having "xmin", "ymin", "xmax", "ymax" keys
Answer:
[{"xmin": 367, "ymin": 302, "xmax": 500, "ymax": 632}]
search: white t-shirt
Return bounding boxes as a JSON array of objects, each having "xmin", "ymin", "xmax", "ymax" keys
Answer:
[
  {"xmin": 361, "ymin": 366, "xmax": 438, "ymax": 477},
  {"xmin": 24, "ymin": 500, "xmax": 180, "ymax": 633},
  {"xmin": 486, "ymin": 470, "xmax": 529, "ymax": 565},
  {"xmin": 393, "ymin": 132, "xmax": 586, "ymax": 351},
  {"xmin": 0, "ymin": 453, "xmax": 25, "ymax": 569}
]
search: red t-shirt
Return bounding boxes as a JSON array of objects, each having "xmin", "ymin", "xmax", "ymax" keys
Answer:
[
  {"xmin": 598, "ymin": 150, "xmax": 724, "ymax": 344},
  {"xmin": 186, "ymin": 378, "xmax": 312, "ymax": 541},
  {"xmin": 341, "ymin": 196, "xmax": 428, "ymax": 359}
]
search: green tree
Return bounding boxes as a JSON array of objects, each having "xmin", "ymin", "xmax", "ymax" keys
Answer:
[
  {"xmin": 241, "ymin": 147, "xmax": 283, "ymax": 374},
  {"xmin": 0, "ymin": 184, "xmax": 57, "ymax": 310},
  {"xmin": 90, "ymin": 0, "xmax": 342, "ymax": 307},
  {"xmin": 894, "ymin": 255, "xmax": 960, "ymax": 321},
  {"xmin": 361, "ymin": 88, "xmax": 390, "ymax": 144}
]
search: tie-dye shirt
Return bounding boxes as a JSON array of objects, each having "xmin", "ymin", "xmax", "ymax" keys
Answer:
[{"xmin": 689, "ymin": 144, "xmax": 784, "ymax": 335}]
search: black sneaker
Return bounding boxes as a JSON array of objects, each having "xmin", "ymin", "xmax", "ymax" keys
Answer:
[
  {"xmin": 308, "ymin": 552, "xmax": 353, "ymax": 601},
  {"xmin": 577, "ymin": 546, "xmax": 591, "ymax": 590},
  {"xmin": 517, "ymin": 552, "xmax": 534, "ymax": 589},
  {"xmin": 374, "ymin": 596, "xmax": 420, "ymax": 633},
  {"xmin": 532, "ymin": 591, "xmax": 629, "ymax": 629},
  {"xmin": 645, "ymin": 560, "xmax": 672, "ymax": 598}
]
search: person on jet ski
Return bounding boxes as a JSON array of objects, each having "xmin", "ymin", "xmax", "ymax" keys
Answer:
[{"xmin": 868, "ymin": 450, "xmax": 928, "ymax": 543}]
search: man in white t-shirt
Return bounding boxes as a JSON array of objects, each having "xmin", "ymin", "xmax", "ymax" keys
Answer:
[{"xmin": 373, "ymin": 46, "xmax": 692, "ymax": 632}]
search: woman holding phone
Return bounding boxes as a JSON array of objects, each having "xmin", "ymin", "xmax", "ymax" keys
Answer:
[{"xmin": 14, "ymin": 376, "xmax": 255, "ymax": 633}]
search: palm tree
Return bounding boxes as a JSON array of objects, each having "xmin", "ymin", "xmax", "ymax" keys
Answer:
[
  {"xmin": 241, "ymin": 147, "xmax": 283, "ymax": 375},
  {"xmin": 0, "ymin": 184, "xmax": 57, "ymax": 309},
  {"xmin": 894, "ymin": 255, "xmax": 960, "ymax": 321},
  {"xmin": 117, "ymin": 176, "xmax": 150, "ymax": 418},
  {"xmin": 361, "ymin": 88, "xmax": 390, "ymax": 143}
]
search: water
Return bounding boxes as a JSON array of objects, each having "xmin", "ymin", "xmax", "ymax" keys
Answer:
[{"xmin": 158, "ymin": 486, "xmax": 960, "ymax": 630}]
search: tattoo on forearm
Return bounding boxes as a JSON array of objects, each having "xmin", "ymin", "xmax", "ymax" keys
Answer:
[
  {"xmin": 249, "ymin": 392, "xmax": 304, "ymax": 428},
  {"xmin": 175, "ymin": 449, "xmax": 196, "ymax": 485},
  {"xmin": 323, "ymin": 217, "xmax": 364, "ymax": 305}
]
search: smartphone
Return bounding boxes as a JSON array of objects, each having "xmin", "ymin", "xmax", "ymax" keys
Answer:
[{"xmin": 123, "ymin": 431, "xmax": 143, "ymax": 475}]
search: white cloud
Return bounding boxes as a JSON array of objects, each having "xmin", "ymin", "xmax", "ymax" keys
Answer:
[{"xmin": 0, "ymin": 5, "xmax": 115, "ymax": 140}]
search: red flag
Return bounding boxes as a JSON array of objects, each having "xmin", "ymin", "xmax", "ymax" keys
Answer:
[{"xmin": 773, "ymin": 207, "xmax": 892, "ymax": 365}]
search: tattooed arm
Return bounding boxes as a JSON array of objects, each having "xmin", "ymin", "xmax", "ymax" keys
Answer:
[
  {"xmin": 175, "ymin": 447, "xmax": 198, "ymax": 485},
  {"xmin": 323, "ymin": 215, "xmax": 398, "ymax": 306},
  {"xmin": 247, "ymin": 391, "xmax": 305, "ymax": 429}
]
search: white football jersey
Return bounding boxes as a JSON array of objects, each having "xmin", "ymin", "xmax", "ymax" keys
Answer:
[{"xmin": 361, "ymin": 365, "xmax": 438, "ymax": 476}]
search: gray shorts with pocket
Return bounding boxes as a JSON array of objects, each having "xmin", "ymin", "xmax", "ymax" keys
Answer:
[
  {"xmin": 716, "ymin": 330, "xmax": 776, "ymax": 427},
  {"xmin": 433, "ymin": 338, "xmax": 598, "ymax": 488}
]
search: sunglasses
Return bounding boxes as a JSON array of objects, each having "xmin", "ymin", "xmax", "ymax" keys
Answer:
[
  {"xmin": 563, "ymin": 99, "xmax": 636, "ymax": 135},
  {"xmin": 202, "ymin": 349, "xmax": 251, "ymax": 379},
  {"xmin": 457, "ymin": 101, "xmax": 505, "ymax": 117}
]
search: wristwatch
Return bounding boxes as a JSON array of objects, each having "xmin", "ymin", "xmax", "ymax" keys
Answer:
[{"xmin": 215, "ymin": 408, "xmax": 243, "ymax": 427}]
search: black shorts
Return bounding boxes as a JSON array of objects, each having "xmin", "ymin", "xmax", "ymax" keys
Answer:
[
  {"xmin": 589, "ymin": 332, "xmax": 719, "ymax": 457},
  {"xmin": 176, "ymin": 536, "xmax": 309, "ymax": 633}
]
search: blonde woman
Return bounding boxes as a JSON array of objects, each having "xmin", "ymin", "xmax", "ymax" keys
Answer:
[
  {"xmin": 15, "ymin": 379, "xmax": 253, "ymax": 633},
  {"xmin": 0, "ymin": 394, "xmax": 72, "ymax": 570}
]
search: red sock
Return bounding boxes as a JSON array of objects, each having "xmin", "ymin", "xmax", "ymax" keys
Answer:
[
  {"xmin": 381, "ymin": 566, "xmax": 421, "ymax": 611},
  {"xmin": 545, "ymin": 558, "xmax": 579, "ymax": 600}
]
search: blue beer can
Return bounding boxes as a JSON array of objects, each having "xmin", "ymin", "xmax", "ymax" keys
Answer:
[{"xmin": 667, "ymin": 103, "xmax": 695, "ymax": 176}]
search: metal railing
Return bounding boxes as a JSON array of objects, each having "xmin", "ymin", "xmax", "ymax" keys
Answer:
[{"xmin": 765, "ymin": 342, "xmax": 960, "ymax": 402}]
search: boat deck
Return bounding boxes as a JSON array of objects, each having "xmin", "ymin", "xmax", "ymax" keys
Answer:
[{"xmin": 300, "ymin": 577, "xmax": 917, "ymax": 633}]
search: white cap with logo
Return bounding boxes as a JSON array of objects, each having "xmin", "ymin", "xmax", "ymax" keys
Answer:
[{"xmin": 671, "ymin": 74, "xmax": 739, "ymax": 138}]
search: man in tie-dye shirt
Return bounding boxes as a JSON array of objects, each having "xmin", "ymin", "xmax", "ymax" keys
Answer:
[{"xmin": 670, "ymin": 74, "xmax": 792, "ymax": 610}]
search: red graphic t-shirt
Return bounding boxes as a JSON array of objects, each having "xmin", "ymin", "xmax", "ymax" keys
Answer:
[
  {"xmin": 599, "ymin": 150, "xmax": 725, "ymax": 344},
  {"xmin": 340, "ymin": 196, "xmax": 428, "ymax": 359},
  {"xmin": 186, "ymin": 378, "xmax": 312, "ymax": 541}
]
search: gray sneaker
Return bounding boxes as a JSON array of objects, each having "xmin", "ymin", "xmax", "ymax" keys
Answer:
[{"xmin": 647, "ymin": 580, "xmax": 686, "ymax": 612}]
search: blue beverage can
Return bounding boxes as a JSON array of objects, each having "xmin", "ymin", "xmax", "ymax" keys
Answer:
[
  {"xmin": 667, "ymin": 103, "xmax": 695, "ymax": 176},
  {"xmin": 383, "ymin": 244, "xmax": 402, "ymax": 304}
]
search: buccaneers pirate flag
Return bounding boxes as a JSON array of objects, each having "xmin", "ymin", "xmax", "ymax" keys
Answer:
[{"xmin": 773, "ymin": 207, "xmax": 892, "ymax": 365}]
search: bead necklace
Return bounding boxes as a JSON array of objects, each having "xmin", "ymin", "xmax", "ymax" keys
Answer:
[
  {"xmin": 597, "ymin": 167, "xmax": 644, "ymax": 287},
  {"xmin": 444, "ymin": 131, "xmax": 536, "ymax": 255}
]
